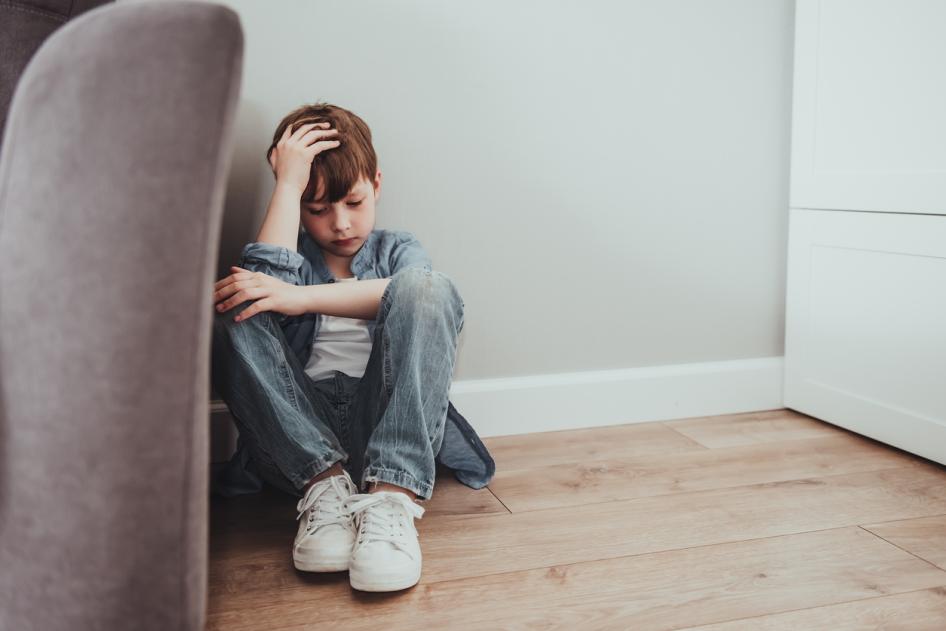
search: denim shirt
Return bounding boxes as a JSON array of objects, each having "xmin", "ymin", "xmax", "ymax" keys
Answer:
[{"xmin": 211, "ymin": 228, "xmax": 495, "ymax": 497}]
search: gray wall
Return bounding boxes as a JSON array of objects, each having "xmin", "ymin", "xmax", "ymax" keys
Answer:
[{"xmin": 209, "ymin": 0, "xmax": 794, "ymax": 382}]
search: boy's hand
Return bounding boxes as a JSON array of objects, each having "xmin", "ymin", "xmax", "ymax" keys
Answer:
[
  {"xmin": 268, "ymin": 121, "xmax": 341, "ymax": 194},
  {"xmin": 213, "ymin": 266, "xmax": 309, "ymax": 322}
]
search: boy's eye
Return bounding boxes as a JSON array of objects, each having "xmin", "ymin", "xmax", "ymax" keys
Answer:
[{"xmin": 305, "ymin": 199, "xmax": 362, "ymax": 214}]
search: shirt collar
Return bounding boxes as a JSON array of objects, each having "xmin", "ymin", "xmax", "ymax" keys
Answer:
[{"xmin": 299, "ymin": 229, "xmax": 379, "ymax": 282}]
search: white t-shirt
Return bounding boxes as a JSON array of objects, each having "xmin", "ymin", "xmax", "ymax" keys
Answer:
[{"xmin": 303, "ymin": 276, "xmax": 373, "ymax": 382}]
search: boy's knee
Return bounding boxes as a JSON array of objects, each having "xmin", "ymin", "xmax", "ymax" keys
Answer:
[
  {"xmin": 213, "ymin": 301, "xmax": 266, "ymax": 333},
  {"xmin": 213, "ymin": 308, "xmax": 232, "ymax": 332},
  {"xmin": 389, "ymin": 267, "xmax": 463, "ymax": 315},
  {"xmin": 431, "ymin": 270, "xmax": 464, "ymax": 313},
  {"xmin": 213, "ymin": 306, "xmax": 241, "ymax": 331}
]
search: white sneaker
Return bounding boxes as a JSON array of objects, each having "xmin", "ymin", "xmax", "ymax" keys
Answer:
[
  {"xmin": 342, "ymin": 490, "xmax": 426, "ymax": 592},
  {"xmin": 292, "ymin": 469, "xmax": 358, "ymax": 572}
]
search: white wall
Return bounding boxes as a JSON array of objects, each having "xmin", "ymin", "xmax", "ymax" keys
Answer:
[{"xmin": 211, "ymin": 0, "xmax": 795, "ymax": 387}]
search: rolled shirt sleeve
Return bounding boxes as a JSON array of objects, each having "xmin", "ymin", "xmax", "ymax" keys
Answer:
[
  {"xmin": 389, "ymin": 231, "xmax": 433, "ymax": 274},
  {"xmin": 237, "ymin": 242, "xmax": 306, "ymax": 325},
  {"xmin": 238, "ymin": 242, "xmax": 305, "ymax": 285}
]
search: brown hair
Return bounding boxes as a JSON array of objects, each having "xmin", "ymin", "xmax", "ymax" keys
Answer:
[{"xmin": 266, "ymin": 102, "xmax": 377, "ymax": 204}]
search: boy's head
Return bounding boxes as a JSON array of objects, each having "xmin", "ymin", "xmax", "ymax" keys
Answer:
[{"xmin": 267, "ymin": 102, "xmax": 381, "ymax": 257}]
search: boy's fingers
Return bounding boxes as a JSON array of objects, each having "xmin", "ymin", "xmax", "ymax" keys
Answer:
[
  {"xmin": 213, "ymin": 267, "xmax": 247, "ymax": 292},
  {"xmin": 217, "ymin": 275, "xmax": 233, "ymax": 289},
  {"xmin": 309, "ymin": 139, "xmax": 342, "ymax": 154},
  {"xmin": 235, "ymin": 301, "xmax": 262, "ymax": 322},
  {"xmin": 290, "ymin": 122, "xmax": 321, "ymax": 140},
  {"xmin": 215, "ymin": 286, "xmax": 236, "ymax": 301},
  {"xmin": 300, "ymin": 127, "xmax": 339, "ymax": 145}
]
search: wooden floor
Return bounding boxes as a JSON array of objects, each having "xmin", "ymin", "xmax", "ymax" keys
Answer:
[{"xmin": 207, "ymin": 408, "xmax": 946, "ymax": 630}]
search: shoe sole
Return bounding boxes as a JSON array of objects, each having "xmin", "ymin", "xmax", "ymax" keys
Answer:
[
  {"xmin": 349, "ymin": 568, "xmax": 421, "ymax": 592},
  {"xmin": 293, "ymin": 553, "xmax": 351, "ymax": 572}
]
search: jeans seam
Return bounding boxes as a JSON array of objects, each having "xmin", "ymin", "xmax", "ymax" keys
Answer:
[
  {"xmin": 337, "ymin": 400, "xmax": 352, "ymax": 453},
  {"xmin": 258, "ymin": 312, "xmax": 301, "ymax": 413},
  {"xmin": 290, "ymin": 453, "xmax": 346, "ymax": 491},
  {"xmin": 429, "ymin": 401, "xmax": 448, "ymax": 442},
  {"xmin": 231, "ymin": 312, "xmax": 347, "ymax": 491},
  {"xmin": 362, "ymin": 466, "xmax": 434, "ymax": 500},
  {"xmin": 277, "ymin": 362, "xmax": 300, "ymax": 412},
  {"xmin": 381, "ymin": 323, "xmax": 394, "ymax": 398}
]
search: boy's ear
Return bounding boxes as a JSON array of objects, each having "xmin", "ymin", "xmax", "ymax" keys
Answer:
[{"xmin": 373, "ymin": 168, "xmax": 382, "ymax": 198}]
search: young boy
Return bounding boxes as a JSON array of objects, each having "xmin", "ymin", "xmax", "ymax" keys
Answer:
[{"xmin": 210, "ymin": 103, "xmax": 492, "ymax": 592}]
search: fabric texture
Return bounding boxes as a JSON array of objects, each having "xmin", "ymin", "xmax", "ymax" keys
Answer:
[
  {"xmin": 303, "ymin": 276, "xmax": 373, "ymax": 382},
  {"xmin": 212, "ymin": 266, "xmax": 465, "ymax": 501},
  {"xmin": 211, "ymin": 228, "xmax": 495, "ymax": 498},
  {"xmin": 0, "ymin": 0, "xmax": 114, "ymax": 148},
  {"xmin": 0, "ymin": 2, "xmax": 243, "ymax": 630}
]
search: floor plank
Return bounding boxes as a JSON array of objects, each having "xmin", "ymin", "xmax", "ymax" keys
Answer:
[
  {"xmin": 488, "ymin": 431, "xmax": 922, "ymax": 512},
  {"xmin": 207, "ymin": 527, "xmax": 946, "ymax": 631},
  {"xmin": 862, "ymin": 514, "xmax": 946, "ymax": 571},
  {"xmin": 664, "ymin": 409, "xmax": 839, "ymax": 448},
  {"xmin": 209, "ymin": 464, "xmax": 946, "ymax": 609},
  {"xmin": 677, "ymin": 587, "xmax": 946, "ymax": 630},
  {"xmin": 481, "ymin": 420, "xmax": 705, "ymax": 472},
  {"xmin": 208, "ymin": 409, "xmax": 946, "ymax": 630}
]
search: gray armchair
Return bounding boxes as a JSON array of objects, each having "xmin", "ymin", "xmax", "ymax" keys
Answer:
[
  {"xmin": 0, "ymin": 1, "xmax": 243, "ymax": 629},
  {"xmin": 0, "ymin": 0, "xmax": 114, "ymax": 149}
]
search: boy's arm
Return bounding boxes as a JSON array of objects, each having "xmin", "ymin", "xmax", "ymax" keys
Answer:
[
  {"xmin": 255, "ymin": 182, "xmax": 303, "ymax": 252},
  {"xmin": 298, "ymin": 232, "xmax": 432, "ymax": 320},
  {"xmin": 256, "ymin": 120, "xmax": 340, "ymax": 251},
  {"xmin": 300, "ymin": 279, "xmax": 392, "ymax": 320}
]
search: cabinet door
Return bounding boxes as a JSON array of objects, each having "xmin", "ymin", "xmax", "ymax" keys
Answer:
[
  {"xmin": 790, "ymin": 0, "xmax": 946, "ymax": 215},
  {"xmin": 784, "ymin": 208, "xmax": 946, "ymax": 465}
]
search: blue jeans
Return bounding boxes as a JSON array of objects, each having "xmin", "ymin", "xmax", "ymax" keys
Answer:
[{"xmin": 210, "ymin": 267, "xmax": 464, "ymax": 501}]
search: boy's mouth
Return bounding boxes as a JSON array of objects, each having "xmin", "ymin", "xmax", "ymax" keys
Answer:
[{"xmin": 332, "ymin": 237, "xmax": 357, "ymax": 246}]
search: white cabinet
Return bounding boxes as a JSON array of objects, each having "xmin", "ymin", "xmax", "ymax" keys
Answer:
[
  {"xmin": 790, "ymin": 0, "xmax": 946, "ymax": 216},
  {"xmin": 784, "ymin": 209, "xmax": 946, "ymax": 464},
  {"xmin": 784, "ymin": 0, "xmax": 946, "ymax": 464}
]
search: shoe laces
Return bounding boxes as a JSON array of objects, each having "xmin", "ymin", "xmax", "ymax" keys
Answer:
[
  {"xmin": 342, "ymin": 491, "xmax": 425, "ymax": 556},
  {"xmin": 295, "ymin": 473, "xmax": 357, "ymax": 533}
]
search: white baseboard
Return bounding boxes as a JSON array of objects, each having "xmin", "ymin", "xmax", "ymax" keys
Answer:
[
  {"xmin": 447, "ymin": 356, "xmax": 784, "ymax": 437},
  {"xmin": 209, "ymin": 356, "xmax": 785, "ymax": 462}
]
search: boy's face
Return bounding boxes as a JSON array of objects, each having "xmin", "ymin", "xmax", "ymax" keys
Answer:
[{"xmin": 300, "ymin": 169, "xmax": 381, "ymax": 258}]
